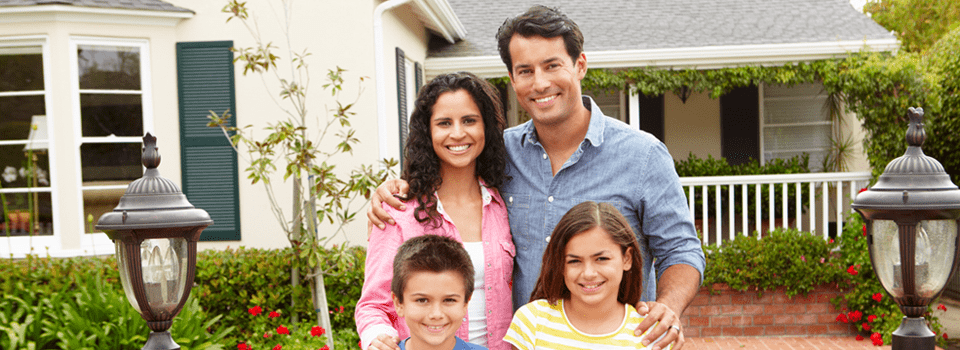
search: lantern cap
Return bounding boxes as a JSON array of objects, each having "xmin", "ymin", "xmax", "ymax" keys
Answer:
[
  {"xmin": 853, "ymin": 107, "xmax": 960, "ymax": 212},
  {"xmin": 95, "ymin": 133, "xmax": 213, "ymax": 231}
]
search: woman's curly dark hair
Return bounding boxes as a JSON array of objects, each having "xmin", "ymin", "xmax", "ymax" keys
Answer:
[{"xmin": 402, "ymin": 72, "xmax": 508, "ymax": 227}]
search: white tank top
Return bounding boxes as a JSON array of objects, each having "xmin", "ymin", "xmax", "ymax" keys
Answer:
[{"xmin": 463, "ymin": 241, "xmax": 487, "ymax": 346}]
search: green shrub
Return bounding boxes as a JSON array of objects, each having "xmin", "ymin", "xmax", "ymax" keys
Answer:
[{"xmin": 702, "ymin": 227, "xmax": 841, "ymax": 297}]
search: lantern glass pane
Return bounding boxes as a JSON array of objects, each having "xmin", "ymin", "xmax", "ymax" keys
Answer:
[
  {"xmin": 917, "ymin": 220, "xmax": 958, "ymax": 298},
  {"xmin": 140, "ymin": 238, "xmax": 188, "ymax": 319},
  {"xmin": 871, "ymin": 220, "xmax": 901, "ymax": 297},
  {"xmin": 116, "ymin": 242, "xmax": 141, "ymax": 314}
]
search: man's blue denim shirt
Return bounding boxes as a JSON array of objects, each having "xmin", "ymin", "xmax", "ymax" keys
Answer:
[{"xmin": 501, "ymin": 96, "xmax": 706, "ymax": 310}]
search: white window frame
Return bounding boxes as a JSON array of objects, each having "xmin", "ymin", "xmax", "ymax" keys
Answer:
[
  {"xmin": 759, "ymin": 82, "xmax": 833, "ymax": 170},
  {"xmin": 0, "ymin": 35, "xmax": 60, "ymax": 258},
  {"xmin": 69, "ymin": 37, "xmax": 153, "ymax": 248}
]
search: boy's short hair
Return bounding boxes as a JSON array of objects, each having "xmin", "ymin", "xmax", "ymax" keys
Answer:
[
  {"xmin": 495, "ymin": 5, "xmax": 585, "ymax": 73},
  {"xmin": 391, "ymin": 235, "xmax": 475, "ymax": 302}
]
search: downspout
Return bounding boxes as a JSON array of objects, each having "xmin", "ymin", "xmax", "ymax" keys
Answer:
[{"xmin": 374, "ymin": 0, "xmax": 412, "ymax": 163}]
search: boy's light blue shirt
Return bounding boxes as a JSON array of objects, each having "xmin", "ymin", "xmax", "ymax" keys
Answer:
[
  {"xmin": 398, "ymin": 336, "xmax": 487, "ymax": 350},
  {"xmin": 501, "ymin": 96, "xmax": 706, "ymax": 309}
]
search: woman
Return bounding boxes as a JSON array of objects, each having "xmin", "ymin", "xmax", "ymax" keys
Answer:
[{"xmin": 355, "ymin": 72, "xmax": 514, "ymax": 350}]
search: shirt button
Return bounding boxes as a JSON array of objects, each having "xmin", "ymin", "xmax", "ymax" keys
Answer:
[
  {"xmin": 548, "ymin": 196, "xmax": 554, "ymax": 202},
  {"xmin": 545, "ymin": 236, "xmax": 551, "ymax": 243},
  {"xmin": 487, "ymin": 263, "xmax": 491, "ymax": 267},
  {"xmin": 509, "ymin": 196, "xmax": 513, "ymax": 203},
  {"xmin": 542, "ymin": 153, "xmax": 547, "ymax": 159}
]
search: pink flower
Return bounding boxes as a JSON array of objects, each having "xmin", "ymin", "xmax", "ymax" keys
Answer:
[
  {"xmin": 847, "ymin": 265, "xmax": 858, "ymax": 276},
  {"xmin": 276, "ymin": 325, "xmax": 289, "ymax": 335},
  {"xmin": 820, "ymin": 257, "xmax": 825, "ymax": 263},
  {"xmin": 800, "ymin": 255, "xmax": 807, "ymax": 262},
  {"xmin": 938, "ymin": 304, "xmax": 948, "ymax": 312},
  {"xmin": 249, "ymin": 306, "xmax": 262, "ymax": 316},
  {"xmin": 862, "ymin": 322, "xmax": 871, "ymax": 331},
  {"xmin": 269, "ymin": 311, "xmax": 280, "ymax": 318},
  {"xmin": 836, "ymin": 313, "xmax": 849, "ymax": 323},
  {"xmin": 311, "ymin": 326, "xmax": 326, "ymax": 337},
  {"xmin": 872, "ymin": 293, "xmax": 883, "ymax": 302}
]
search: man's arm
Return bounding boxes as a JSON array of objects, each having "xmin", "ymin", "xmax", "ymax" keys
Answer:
[
  {"xmin": 634, "ymin": 264, "xmax": 701, "ymax": 350},
  {"xmin": 366, "ymin": 179, "xmax": 410, "ymax": 231}
]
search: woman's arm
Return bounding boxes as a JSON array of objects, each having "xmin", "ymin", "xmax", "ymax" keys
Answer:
[{"xmin": 355, "ymin": 214, "xmax": 405, "ymax": 349}]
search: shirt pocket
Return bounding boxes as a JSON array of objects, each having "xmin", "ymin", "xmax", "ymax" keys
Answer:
[
  {"xmin": 502, "ymin": 192, "xmax": 529, "ymax": 238},
  {"xmin": 498, "ymin": 240, "xmax": 516, "ymax": 284}
]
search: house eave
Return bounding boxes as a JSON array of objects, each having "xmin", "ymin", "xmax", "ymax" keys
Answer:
[
  {"xmin": 0, "ymin": 4, "xmax": 194, "ymax": 27},
  {"xmin": 425, "ymin": 38, "xmax": 900, "ymax": 79},
  {"xmin": 413, "ymin": 0, "xmax": 466, "ymax": 43}
]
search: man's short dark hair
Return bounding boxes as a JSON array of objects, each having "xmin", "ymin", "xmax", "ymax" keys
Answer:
[
  {"xmin": 495, "ymin": 5, "xmax": 584, "ymax": 73},
  {"xmin": 391, "ymin": 235, "xmax": 475, "ymax": 302}
]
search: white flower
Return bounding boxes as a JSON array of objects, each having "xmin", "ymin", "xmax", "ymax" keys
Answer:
[
  {"xmin": 36, "ymin": 168, "xmax": 49, "ymax": 186},
  {"xmin": 18, "ymin": 167, "xmax": 25, "ymax": 178},
  {"xmin": 2, "ymin": 166, "xmax": 16, "ymax": 183}
]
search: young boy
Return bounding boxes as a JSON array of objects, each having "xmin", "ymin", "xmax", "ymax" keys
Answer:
[{"xmin": 390, "ymin": 235, "xmax": 486, "ymax": 350}]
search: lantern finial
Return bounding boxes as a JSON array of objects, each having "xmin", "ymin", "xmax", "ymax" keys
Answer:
[
  {"xmin": 906, "ymin": 107, "xmax": 925, "ymax": 148},
  {"xmin": 142, "ymin": 132, "xmax": 161, "ymax": 169}
]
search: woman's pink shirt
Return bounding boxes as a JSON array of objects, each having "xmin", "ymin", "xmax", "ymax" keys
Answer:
[{"xmin": 355, "ymin": 185, "xmax": 515, "ymax": 350}]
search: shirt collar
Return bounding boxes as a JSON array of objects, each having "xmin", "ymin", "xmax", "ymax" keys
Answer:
[{"xmin": 518, "ymin": 95, "xmax": 606, "ymax": 148}]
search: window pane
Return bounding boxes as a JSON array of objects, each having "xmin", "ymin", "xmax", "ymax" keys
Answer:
[
  {"xmin": 78, "ymin": 45, "xmax": 140, "ymax": 90},
  {"xmin": 81, "ymin": 143, "xmax": 141, "ymax": 182},
  {"xmin": 0, "ymin": 145, "xmax": 50, "ymax": 189},
  {"xmin": 0, "ymin": 95, "xmax": 45, "ymax": 140},
  {"xmin": 1, "ymin": 192, "xmax": 53, "ymax": 236},
  {"xmin": 0, "ymin": 47, "xmax": 44, "ymax": 92},
  {"xmin": 80, "ymin": 94, "xmax": 143, "ymax": 137},
  {"xmin": 83, "ymin": 187, "xmax": 126, "ymax": 233}
]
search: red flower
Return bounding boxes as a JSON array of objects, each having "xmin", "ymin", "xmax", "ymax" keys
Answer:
[
  {"xmin": 847, "ymin": 265, "xmax": 859, "ymax": 276},
  {"xmin": 276, "ymin": 325, "xmax": 289, "ymax": 335},
  {"xmin": 862, "ymin": 225, "xmax": 867, "ymax": 236},
  {"xmin": 856, "ymin": 334, "xmax": 864, "ymax": 341},
  {"xmin": 871, "ymin": 332, "xmax": 883, "ymax": 346},
  {"xmin": 238, "ymin": 344, "xmax": 251, "ymax": 350},
  {"xmin": 320, "ymin": 346, "xmax": 330, "ymax": 350},
  {"xmin": 862, "ymin": 322, "xmax": 871, "ymax": 331},
  {"xmin": 859, "ymin": 187, "xmax": 868, "ymax": 193},
  {"xmin": 868, "ymin": 315, "xmax": 877, "ymax": 323},
  {"xmin": 249, "ymin": 306, "xmax": 262, "ymax": 316},
  {"xmin": 273, "ymin": 345, "xmax": 282, "ymax": 350},
  {"xmin": 264, "ymin": 332, "xmax": 271, "ymax": 338},
  {"xmin": 945, "ymin": 333, "xmax": 950, "ymax": 340},
  {"xmin": 358, "ymin": 340, "xmax": 362, "ymax": 348},
  {"xmin": 310, "ymin": 326, "xmax": 326, "ymax": 337},
  {"xmin": 938, "ymin": 304, "xmax": 948, "ymax": 312},
  {"xmin": 848, "ymin": 310, "xmax": 862, "ymax": 322},
  {"xmin": 269, "ymin": 311, "xmax": 280, "ymax": 318},
  {"xmin": 873, "ymin": 293, "xmax": 883, "ymax": 302},
  {"xmin": 836, "ymin": 313, "xmax": 849, "ymax": 323},
  {"xmin": 339, "ymin": 306, "xmax": 345, "ymax": 313}
]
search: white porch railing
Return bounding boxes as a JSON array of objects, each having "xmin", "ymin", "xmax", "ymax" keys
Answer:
[{"xmin": 679, "ymin": 172, "xmax": 872, "ymax": 247}]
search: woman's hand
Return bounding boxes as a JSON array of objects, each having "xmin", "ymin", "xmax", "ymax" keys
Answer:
[
  {"xmin": 366, "ymin": 179, "xmax": 410, "ymax": 231},
  {"xmin": 368, "ymin": 334, "xmax": 401, "ymax": 350}
]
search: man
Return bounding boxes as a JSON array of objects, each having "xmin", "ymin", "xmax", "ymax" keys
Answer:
[{"xmin": 369, "ymin": 6, "xmax": 704, "ymax": 350}]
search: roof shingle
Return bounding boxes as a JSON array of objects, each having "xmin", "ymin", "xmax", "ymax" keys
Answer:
[
  {"xmin": 0, "ymin": 0, "xmax": 192, "ymax": 13},
  {"xmin": 430, "ymin": 0, "xmax": 893, "ymax": 58}
]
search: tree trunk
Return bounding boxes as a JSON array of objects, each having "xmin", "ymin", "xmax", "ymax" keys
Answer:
[{"xmin": 313, "ymin": 267, "xmax": 335, "ymax": 348}]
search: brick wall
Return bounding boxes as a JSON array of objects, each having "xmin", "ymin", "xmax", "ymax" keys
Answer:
[{"xmin": 680, "ymin": 283, "xmax": 857, "ymax": 337}]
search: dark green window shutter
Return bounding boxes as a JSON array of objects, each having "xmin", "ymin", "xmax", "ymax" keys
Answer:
[
  {"xmin": 396, "ymin": 47, "xmax": 407, "ymax": 167},
  {"xmin": 176, "ymin": 41, "xmax": 241, "ymax": 241}
]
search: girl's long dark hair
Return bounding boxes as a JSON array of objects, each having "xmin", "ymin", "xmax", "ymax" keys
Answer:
[
  {"xmin": 530, "ymin": 201, "xmax": 644, "ymax": 306},
  {"xmin": 401, "ymin": 72, "xmax": 507, "ymax": 226}
]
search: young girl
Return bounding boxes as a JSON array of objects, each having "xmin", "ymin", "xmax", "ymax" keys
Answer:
[
  {"xmin": 505, "ymin": 201, "xmax": 665, "ymax": 350},
  {"xmin": 356, "ymin": 72, "xmax": 514, "ymax": 350}
]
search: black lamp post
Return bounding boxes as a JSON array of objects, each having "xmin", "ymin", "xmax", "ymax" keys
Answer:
[
  {"xmin": 96, "ymin": 133, "xmax": 213, "ymax": 350},
  {"xmin": 852, "ymin": 107, "xmax": 960, "ymax": 350}
]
